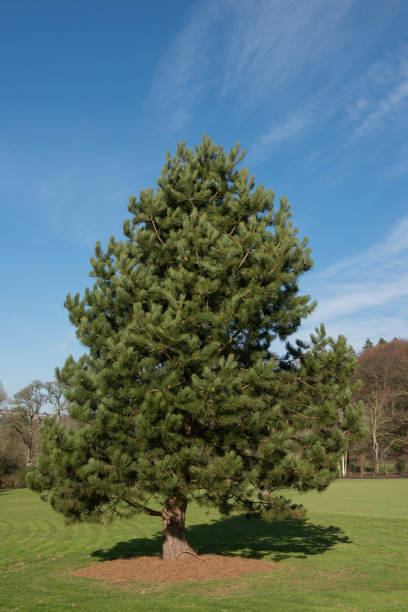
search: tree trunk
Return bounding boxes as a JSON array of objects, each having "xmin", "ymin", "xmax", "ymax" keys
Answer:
[
  {"xmin": 340, "ymin": 453, "xmax": 347, "ymax": 477},
  {"xmin": 26, "ymin": 442, "xmax": 34, "ymax": 467},
  {"xmin": 162, "ymin": 497, "xmax": 193, "ymax": 560},
  {"xmin": 372, "ymin": 431, "xmax": 380, "ymax": 475}
]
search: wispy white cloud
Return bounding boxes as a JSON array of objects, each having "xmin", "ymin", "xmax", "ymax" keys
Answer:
[
  {"xmin": 321, "ymin": 215, "xmax": 408, "ymax": 279},
  {"xmin": 251, "ymin": 108, "xmax": 313, "ymax": 155},
  {"xmin": 251, "ymin": 44, "xmax": 408, "ymax": 161},
  {"xmin": 222, "ymin": 0, "xmax": 355, "ymax": 105},
  {"xmin": 299, "ymin": 214, "xmax": 408, "ymax": 349},
  {"xmin": 347, "ymin": 49, "xmax": 408, "ymax": 139},
  {"xmin": 27, "ymin": 167, "xmax": 133, "ymax": 249},
  {"xmin": 346, "ymin": 96, "xmax": 370, "ymax": 122},
  {"xmin": 152, "ymin": 0, "xmax": 408, "ymax": 174},
  {"xmin": 384, "ymin": 156, "xmax": 408, "ymax": 178},
  {"xmin": 249, "ymin": 96, "xmax": 325, "ymax": 160},
  {"xmin": 314, "ymin": 277, "xmax": 408, "ymax": 321},
  {"xmin": 151, "ymin": 0, "xmax": 356, "ymax": 132},
  {"xmin": 352, "ymin": 73, "xmax": 408, "ymax": 139},
  {"xmin": 150, "ymin": 3, "xmax": 221, "ymax": 131},
  {"xmin": 303, "ymin": 313, "xmax": 408, "ymax": 351}
]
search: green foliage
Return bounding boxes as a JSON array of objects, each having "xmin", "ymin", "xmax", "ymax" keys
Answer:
[
  {"xmin": 0, "ymin": 450, "xmax": 20, "ymax": 482},
  {"xmin": 28, "ymin": 137, "xmax": 361, "ymax": 524},
  {"xmin": 395, "ymin": 457, "xmax": 407, "ymax": 475},
  {"xmin": 0, "ymin": 450, "xmax": 27, "ymax": 489}
]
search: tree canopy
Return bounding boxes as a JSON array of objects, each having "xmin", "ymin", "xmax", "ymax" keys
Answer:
[{"xmin": 28, "ymin": 137, "xmax": 360, "ymax": 559}]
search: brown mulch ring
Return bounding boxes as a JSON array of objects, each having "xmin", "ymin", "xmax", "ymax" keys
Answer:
[{"xmin": 71, "ymin": 554, "xmax": 279, "ymax": 583}]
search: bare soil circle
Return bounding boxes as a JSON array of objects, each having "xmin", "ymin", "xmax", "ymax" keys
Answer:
[{"xmin": 71, "ymin": 554, "xmax": 279, "ymax": 583}]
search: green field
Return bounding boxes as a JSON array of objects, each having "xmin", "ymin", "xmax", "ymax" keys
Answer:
[{"xmin": 0, "ymin": 480, "xmax": 407, "ymax": 611}]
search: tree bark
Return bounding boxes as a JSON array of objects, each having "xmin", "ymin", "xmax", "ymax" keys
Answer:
[
  {"xmin": 26, "ymin": 441, "xmax": 34, "ymax": 467},
  {"xmin": 340, "ymin": 452, "xmax": 347, "ymax": 477},
  {"xmin": 372, "ymin": 429, "xmax": 380, "ymax": 474},
  {"xmin": 162, "ymin": 497, "xmax": 193, "ymax": 560}
]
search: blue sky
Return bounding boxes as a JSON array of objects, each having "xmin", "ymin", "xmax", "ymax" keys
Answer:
[{"xmin": 1, "ymin": 0, "xmax": 408, "ymax": 396}]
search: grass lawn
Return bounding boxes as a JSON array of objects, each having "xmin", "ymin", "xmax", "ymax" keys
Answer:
[{"xmin": 0, "ymin": 480, "xmax": 407, "ymax": 611}]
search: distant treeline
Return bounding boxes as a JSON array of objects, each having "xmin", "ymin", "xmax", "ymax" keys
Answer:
[
  {"xmin": 0, "ymin": 380, "xmax": 75, "ymax": 488},
  {"xmin": 341, "ymin": 337, "xmax": 408, "ymax": 476}
]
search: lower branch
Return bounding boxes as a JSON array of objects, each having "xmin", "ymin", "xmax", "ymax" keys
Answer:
[{"xmin": 123, "ymin": 497, "xmax": 162, "ymax": 517}]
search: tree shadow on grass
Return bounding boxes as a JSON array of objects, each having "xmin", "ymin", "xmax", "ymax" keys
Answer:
[{"xmin": 91, "ymin": 515, "xmax": 351, "ymax": 563}]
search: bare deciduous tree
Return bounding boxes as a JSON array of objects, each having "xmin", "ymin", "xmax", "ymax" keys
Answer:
[
  {"xmin": 5, "ymin": 380, "xmax": 47, "ymax": 466},
  {"xmin": 0, "ymin": 381, "xmax": 7, "ymax": 411},
  {"xmin": 355, "ymin": 340, "xmax": 408, "ymax": 473},
  {"xmin": 44, "ymin": 380, "xmax": 67, "ymax": 423}
]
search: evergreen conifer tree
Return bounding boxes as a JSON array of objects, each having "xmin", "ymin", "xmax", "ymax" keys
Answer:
[{"xmin": 28, "ymin": 137, "xmax": 360, "ymax": 559}]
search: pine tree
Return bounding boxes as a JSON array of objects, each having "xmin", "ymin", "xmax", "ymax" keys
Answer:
[
  {"xmin": 28, "ymin": 137, "xmax": 360, "ymax": 560},
  {"xmin": 363, "ymin": 338, "xmax": 373, "ymax": 350}
]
